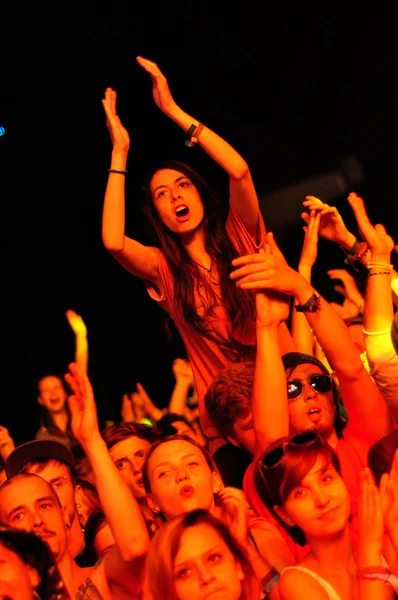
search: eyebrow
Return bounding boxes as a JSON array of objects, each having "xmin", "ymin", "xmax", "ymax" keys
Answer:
[
  {"xmin": 174, "ymin": 546, "xmax": 221, "ymax": 569},
  {"xmin": 7, "ymin": 496, "xmax": 54, "ymax": 519},
  {"xmin": 48, "ymin": 476, "xmax": 66, "ymax": 485},
  {"xmin": 152, "ymin": 176, "xmax": 188, "ymax": 195},
  {"xmin": 152, "ymin": 453, "xmax": 200, "ymax": 473}
]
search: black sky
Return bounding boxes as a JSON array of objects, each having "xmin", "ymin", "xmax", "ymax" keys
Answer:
[{"xmin": 2, "ymin": 4, "xmax": 397, "ymax": 443}]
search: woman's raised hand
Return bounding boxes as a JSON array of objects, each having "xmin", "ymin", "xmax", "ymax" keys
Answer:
[
  {"xmin": 136, "ymin": 56, "xmax": 178, "ymax": 116},
  {"xmin": 302, "ymin": 196, "xmax": 354, "ymax": 247},
  {"xmin": 101, "ymin": 87, "xmax": 130, "ymax": 153}
]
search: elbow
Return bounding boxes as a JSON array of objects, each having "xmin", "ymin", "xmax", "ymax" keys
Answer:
[
  {"xmin": 102, "ymin": 235, "xmax": 124, "ymax": 255},
  {"xmin": 231, "ymin": 162, "xmax": 250, "ymax": 181},
  {"xmin": 121, "ymin": 536, "xmax": 150, "ymax": 562}
]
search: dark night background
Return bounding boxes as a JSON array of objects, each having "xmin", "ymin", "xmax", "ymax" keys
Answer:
[{"xmin": 2, "ymin": 4, "xmax": 397, "ymax": 444}]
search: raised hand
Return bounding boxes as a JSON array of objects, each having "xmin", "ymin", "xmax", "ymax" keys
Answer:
[
  {"xmin": 65, "ymin": 309, "xmax": 87, "ymax": 337},
  {"xmin": 136, "ymin": 56, "xmax": 178, "ymax": 116},
  {"xmin": 255, "ymin": 247, "xmax": 290, "ymax": 328},
  {"xmin": 358, "ymin": 467, "xmax": 385, "ymax": 567},
  {"xmin": 299, "ymin": 209, "xmax": 321, "ymax": 270},
  {"xmin": 327, "ymin": 269, "xmax": 364, "ymax": 313},
  {"xmin": 231, "ymin": 232, "xmax": 303, "ymax": 296},
  {"xmin": 0, "ymin": 425, "xmax": 15, "ymax": 461},
  {"xmin": 347, "ymin": 192, "xmax": 395, "ymax": 262},
  {"xmin": 302, "ymin": 196, "xmax": 354, "ymax": 247},
  {"xmin": 216, "ymin": 487, "xmax": 249, "ymax": 546},
  {"xmin": 121, "ymin": 393, "xmax": 136, "ymax": 423},
  {"xmin": 64, "ymin": 363, "xmax": 100, "ymax": 447},
  {"xmin": 172, "ymin": 358, "xmax": 194, "ymax": 386},
  {"xmin": 101, "ymin": 88, "xmax": 130, "ymax": 153},
  {"xmin": 379, "ymin": 449, "xmax": 398, "ymax": 538}
]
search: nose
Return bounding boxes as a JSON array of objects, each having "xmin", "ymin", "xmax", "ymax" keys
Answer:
[
  {"xmin": 198, "ymin": 563, "xmax": 215, "ymax": 587},
  {"xmin": 314, "ymin": 487, "xmax": 330, "ymax": 508},
  {"xmin": 32, "ymin": 511, "xmax": 44, "ymax": 530},
  {"xmin": 172, "ymin": 190, "xmax": 182, "ymax": 201},
  {"xmin": 303, "ymin": 380, "xmax": 317, "ymax": 401},
  {"xmin": 176, "ymin": 470, "xmax": 189, "ymax": 483},
  {"xmin": 131, "ymin": 458, "xmax": 141, "ymax": 476}
]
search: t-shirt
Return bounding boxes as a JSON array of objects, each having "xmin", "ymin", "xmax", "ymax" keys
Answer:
[
  {"xmin": 243, "ymin": 422, "xmax": 371, "ymax": 563},
  {"xmin": 145, "ymin": 210, "xmax": 269, "ymax": 442}
]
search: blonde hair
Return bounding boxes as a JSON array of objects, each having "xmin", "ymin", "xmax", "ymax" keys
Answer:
[{"xmin": 147, "ymin": 509, "xmax": 260, "ymax": 600}]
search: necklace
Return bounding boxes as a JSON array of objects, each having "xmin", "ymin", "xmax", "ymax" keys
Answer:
[{"xmin": 192, "ymin": 259, "xmax": 212, "ymax": 274}]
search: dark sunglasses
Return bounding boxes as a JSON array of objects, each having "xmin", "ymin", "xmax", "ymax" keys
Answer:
[
  {"xmin": 287, "ymin": 374, "xmax": 332, "ymax": 400},
  {"xmin": 260, "ymin": 430, "xmax": 320, "ymax": 470}
]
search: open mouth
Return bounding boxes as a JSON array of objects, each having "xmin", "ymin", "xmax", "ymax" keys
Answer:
[
  {"xmin": 307, "ymin": 407, "xmax": 321, "ymax": 416},
  {"xmin": 175, "ymin": 205, "xmax": 190, "ymax": 218},
  {"xmin": 136, "ymin": 478, "xmax": 144, "ymax": 486},
  {"xmin": 180, "ymin": 485, "xmax": 194, "ymax": 498}
]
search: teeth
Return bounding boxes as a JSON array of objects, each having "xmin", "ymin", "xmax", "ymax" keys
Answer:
[{"xmin": 176, "ymin": 206, "xmax": 188, "ymax": 214}]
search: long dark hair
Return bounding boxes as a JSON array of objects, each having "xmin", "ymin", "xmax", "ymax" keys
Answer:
[{"xmin": 140, "ymin": 160, "xmax": 255, "ymax": 343}]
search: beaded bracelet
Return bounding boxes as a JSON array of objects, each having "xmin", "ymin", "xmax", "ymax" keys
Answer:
[
  {"xmin": 108, "ymin": 169, "xmax": 128, "ymax": 174},
  {"xmin": 368, "ymin": 271, "xmax": 391, "ymax": 277}
]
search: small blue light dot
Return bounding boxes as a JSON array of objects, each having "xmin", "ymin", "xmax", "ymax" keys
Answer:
[{"xmin": 0, "ymin": 127, "xmax": 5, "ymax": 136}]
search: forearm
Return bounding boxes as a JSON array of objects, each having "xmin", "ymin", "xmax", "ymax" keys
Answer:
[
  {"xmin": 357, "ymin": 545, "xmax": 392, "ymax": 600},
  {"xmin": 166, "ymin": 105, "xmax": 249, "ymax": 179},
  {"xmin": 291, "ymin": 265, "xmax": 315, "ymax": 355},
  {"xmin": 293, "ymin": 280, "xmax": 364, "ymax": 377},
  {"xmin": 83, "ymin": 435, "xmax": 149, "ymax": 558},
  {"xmin": 102, "ymin": 151, "xmax": 128, "ymax": 251},
  {"xmin": 364, "ymin": 262, "xmax": 394, "ymax": 332},
  {"xmin": 168, "ymin": 381, "xmax": 191, "ymax": 416},
  {"xmin": 364, "ymin": 330, "xmax": 398, "ymax": 420},
  {"xmin": 253, "ymin": 325, "xmax": 289, "ymax": 453}
]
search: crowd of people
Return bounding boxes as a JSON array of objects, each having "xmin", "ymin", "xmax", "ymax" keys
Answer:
[{"xmin": 2, "ymin": 55, "xmax": 398, "ymax": 599}]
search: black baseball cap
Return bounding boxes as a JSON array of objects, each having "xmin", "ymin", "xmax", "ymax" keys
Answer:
[
  {"xmin": 282, "ymin": 352, "xmax": 330, "ymax": 375},
  {"xmin": 5, "ymin": 440, "xmax": 76, "ymax": 479}
]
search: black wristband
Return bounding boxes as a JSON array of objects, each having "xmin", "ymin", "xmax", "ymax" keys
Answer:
[{"xmin": 294, "ymin": 294, "xmax": 321, "ymax": 313}]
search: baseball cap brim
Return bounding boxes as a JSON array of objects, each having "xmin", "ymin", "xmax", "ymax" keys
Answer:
[
  {"xmin": 5, "ymin": 440, "xmax": 76, "ymax": 479},
  {"xmin": 282, "ymin": 352, "xmax": 331, "ymax": 375}
]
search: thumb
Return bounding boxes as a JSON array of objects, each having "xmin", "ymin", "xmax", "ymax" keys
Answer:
[
  {"xmin": 267, "ymin": 232, "xmax": 283, "ymax": 258},
  {"xmin": 67, "ymin": 395, "xmax": 80, "ymax": 421}
]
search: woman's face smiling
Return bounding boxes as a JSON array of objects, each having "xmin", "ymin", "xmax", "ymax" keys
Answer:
[
  {"xmin": 150, "ymin": 169, "xmax": 205, "ymax": 237},
  {"xmin": 276, "ymin": 457, "xmax": 351, "ymax": 543},
  {"xmin": 146, "ymin": 440, "xmax": 221, "ymax": 520}
]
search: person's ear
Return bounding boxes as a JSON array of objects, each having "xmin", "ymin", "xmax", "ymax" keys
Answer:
[
  {"xmin": 273, "ymin": 505, "xmax": 296, "ymax": 527},
  {"xmin": 146, "ymin": 494, "xmax": 161, "ymax": 514},
  {"xmin": 236, "ymin": 561, "xmax": 244, "ymax": 581},
  {"xmin": 212, "ymin": 472, "xmax": 224, "ymax": 494},
  {"xmin": 74, "ymin": 483, "xmax": 84, "ymax": 509},
  {"xmin": 37, "ymin": 395, "xmax": 45, "ymax": 406},
  {"xmin": 26, "ymin": 565, "xmax": 41, "ymax": 590},
  {"xmin": 62, "ymin": 505, "xmax": 71, "ymax": 530}
]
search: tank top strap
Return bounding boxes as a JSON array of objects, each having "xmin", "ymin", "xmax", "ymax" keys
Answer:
[{"xmin": 282, "ymin": 566, "xmax": 341, "ymax": 600}]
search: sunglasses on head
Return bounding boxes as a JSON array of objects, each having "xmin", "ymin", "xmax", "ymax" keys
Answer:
[
  {"xmin": 287, "ymin": 374, "xmax": 332, "ymax": 400},
  {"xmin": 260, "ymin": 430, "xmax": 321, "ymax": 470}
]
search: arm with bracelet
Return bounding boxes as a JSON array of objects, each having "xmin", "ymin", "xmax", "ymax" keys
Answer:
[
  {"xmin": 347, "ymin": 192, "xmax": 398, "ymax": 421},
  {"xmin": 291, "ymin": 209, "xmax": 321, "ymax": 356},
  {"xmin": 101, "ymin": 88, "xmax": 161, "ymax": 284}
]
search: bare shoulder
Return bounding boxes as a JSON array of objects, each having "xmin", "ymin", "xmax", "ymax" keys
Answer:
[{"xmin": 279, "ymin": 568, "xmax": 331, "ymax": 600}]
